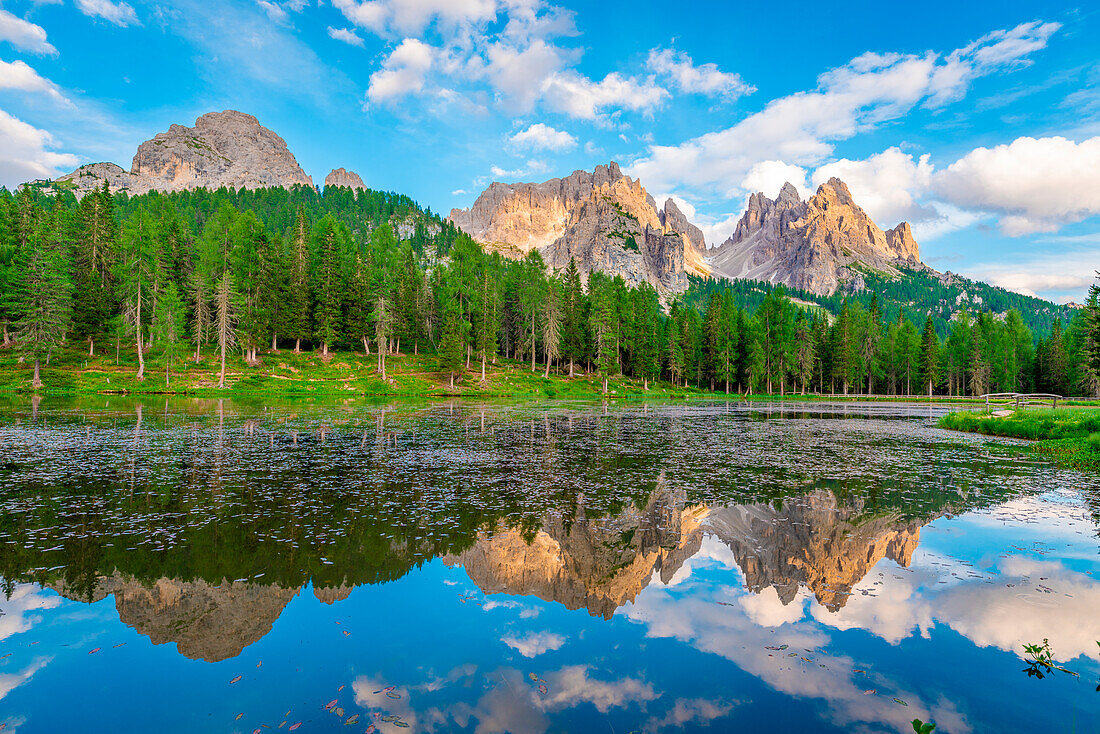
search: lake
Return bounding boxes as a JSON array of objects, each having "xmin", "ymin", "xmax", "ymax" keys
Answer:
[{"xmin": 0, "ymin": 397, "xmax": 1097, "ymax": 733}]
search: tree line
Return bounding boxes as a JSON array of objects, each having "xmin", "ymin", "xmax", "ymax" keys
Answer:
[{"xmin": 2, "ymin": 183, "xmax": 1099, "ymax": 397}]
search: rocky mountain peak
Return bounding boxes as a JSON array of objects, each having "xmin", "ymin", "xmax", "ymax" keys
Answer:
[
  {"xmin": 53, "ymin": 110, "xmax": 314, "ymax": 198},
  {"xmin": 324, "ymin": 168, "xmax": 366, "ymax": 190},
  {"xmin": 707, "ymin": 176, "xmax": 925, "ymax": 295},
  {"xmin": 449, "ymin": 162, "xmax": 708, "ymax": 294}
]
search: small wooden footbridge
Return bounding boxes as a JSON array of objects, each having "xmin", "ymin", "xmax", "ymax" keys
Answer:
[{"xmin": 980, "ymin": 393, "xmax": 1063, "ymax": 410}]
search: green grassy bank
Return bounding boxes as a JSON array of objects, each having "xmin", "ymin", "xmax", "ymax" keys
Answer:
[{"xmin": 939, "ymin": 406, "xmax": 1100, "ymax": 471}]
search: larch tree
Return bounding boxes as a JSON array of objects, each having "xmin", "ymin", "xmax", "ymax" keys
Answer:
[
  {"xmin": 214, "ymin": 269, "xmax": 239, "ymax": 389},
  {"xmin": 117, "ymin": 208, "xmax": 159, "ymax": 380}
]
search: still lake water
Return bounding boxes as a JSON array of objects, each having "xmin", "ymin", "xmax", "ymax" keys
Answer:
[{"xmin": 0, "ymin": 397, "xmax": 1097, "ymax": 733}]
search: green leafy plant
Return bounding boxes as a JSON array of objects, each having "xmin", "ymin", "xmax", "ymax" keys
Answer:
[
  {"xmin": 911, "ymin": 719, "xmax": 936, "ymax": 734},
  {"xmin": 1022, "ymin": 639, "xmax": 1078, "ymax": 680}
]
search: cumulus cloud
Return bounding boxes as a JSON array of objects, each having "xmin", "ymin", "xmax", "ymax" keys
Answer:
[
  {"xmin": 0, "ymin": 109, "xmax": 79, "ymax": 187},
  {"xmin": 481, "ymin": 38, "xmax": 570, "ymax": 112},
  {"xmin": 648, "ymin": 48, "xmax": 754, "ymax": 100},
  {"xmin": 933, "ymin": 136, "xmax": 1100, "ymax": 235},
  {"xmin": 489, "ymin": 158, "xmax": 548, "ymax": 179},
  {"xmin": 628, "ymin": 21, "xmax": 1059, "ymax": 200},
  {"xmin": 0, "ymin": 9, "xmax": 57, "ymax": 55},
  {"xmin": 75, "ymin": 0, "xmax": 139, "ymax": 27},
  {"xmin": 501, "ymin": 631, "xmax": 566, "ymax": 657},
  {"xmin": 367, "ymin": 38, "xmax": 434, "ymax": 104},
  {"xmin": 0, "ymin": 59, "xmax": 71, "ymax": 104},
  {"xmin": 541, "ymin": 70, "xmax": 668, "ymax": 120},
  {"xmin": 327, "ymin": 26, "xmax": 364, "ymax": 46},
  {"xmin": 741, "ymin": 160, "xmax": 810, "ymax": 200},
  {"xmin": 0, "ymin": 585, "xmax": 61, "ymax": 642},
  {"xmin": 509, "ymin": 122, "xmax": 576, "ymax": 152},
  {"xmin": 332, "ymin": 0, "xmax": 497, "ymax": 36},
  {"xmin": 812, "ymin": 147, "xmax": 935, "ymax": 226},
  {"xmin": 255, "ymin": 0, "xmax": 287, "ymax": 23},
  {"xmin": 966, "ymin": 243, "xmax": 1100, "ymax": 298}
]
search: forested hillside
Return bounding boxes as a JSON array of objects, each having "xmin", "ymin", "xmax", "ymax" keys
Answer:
[{"xmin": 2, "ymin": 184, "xmax": 1099, "ymax": 397}]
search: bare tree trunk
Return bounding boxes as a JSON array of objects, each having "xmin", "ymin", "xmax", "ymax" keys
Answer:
[
  {"xmin": 166, "ymin": 359, "xmax": 170, "ymax": 387},
  {"xmin": 544, "ymin": 354, "xmax": 551, "ymax": 379},
  {"xmin": 2, "ymin": 322, "xmax": 8, "ymax": 345},
  {"xmin": 294, "ymin": 338, "xmax": 301, "ymax": 354},
  {"xmin": 32, "ymin": 359, "xmax": 42, "ymax": 389},
  {"xmin": 449, "ymin": 372, "xmax": 454, "ymax": 390},
  {"xmin": 362, "ymin": 336, "xmax": 369, "ymax": 353},
  {"xmin": 135, "ymin": 284, "xmax": 145, "ymax": 381},
  {"xmin": 530, "ymin": 313, "xmax": 536, "ymax": 372},
  {"xmin": 569, "ymin": 360, "xmax": 574, "ymax": 378},
  {"xmin": 481, "ymin": 355, "xmax": 486, "ymax": 382},
  {"xmin": 89, "ymin": 338, "xmax": 95, "ymax": 357},
  {"xmin": 219, "ymin": 338, "xmax": 227, "ymax": 388},
  {"xmin": 271, "ymin": 334, "xmax": 277, "ymax": 351},
  {"xmin": 466, "ymin": 344, "xmax": 471, "ymax": 369}
]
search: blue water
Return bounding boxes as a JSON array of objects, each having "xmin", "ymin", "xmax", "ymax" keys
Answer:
[{"xmin": 0, "ymin": 398, "xmax": 1096, "ymax": 733}]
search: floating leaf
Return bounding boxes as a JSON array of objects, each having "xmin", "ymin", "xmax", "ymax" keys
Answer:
[
  {"xmin": 386, "ymin": 691, "xmax": 401, "ymax": 699},
  {"xmin": 229, "ymin": 675, "xmax": 243, "ymax": 685},
  {"xmin": 893, "ymin": 698, "xmax": 909, "ymax": 706},
  {"xmin": 528, "ymin": 673, "xmax": 538, "ymax": 681},
  {"xmin": 289, "ymin": 725, "xmax": 301, "ymax": 732},
  {"xmin": 538, "ymin": 684, "xmax": 548, "ymax": 695},
  {"xmin": 394, "ymin": 722, "xmax": 409, "ymax": 729},
  {"xmin": 346, "ymin": 714, "xmax": 359, "ymax": 725},
  {"xmin": 863, "ymin": 689, "xmax": 876, "ymax": 695},
  {"xmin": 88, "ymin": 648, "xmax": 101, "ymax": 655},
  {"xmin": 324, "ymin": 699, "xmax": 337, "ymax": 710},
  {"xmin": 236, "ymin": 713, "xmax": 244, "ymax": 720}
]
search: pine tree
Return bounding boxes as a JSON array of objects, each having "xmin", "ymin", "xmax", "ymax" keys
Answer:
[
  {"xmin": 312, "ymin": 217, "xmax": 342, "ymax": 356},
  {"xmin": 439, "ymin": 300, "xmax": 465, "ymax": 389},
  {"xmin": 287, "ymin": 209, "xmax": 311, "ymax": 352},
  {"xmin": 117, "ymin": 208, "xmax": 159, "ymax": 380},
  {"xmin": 152, "ymin": 279, "xmax": 185, "ymax": 386},
  {"xmin": 919, "ymin": 316, "xmax": 939, "ymax": 396},
  {"xmin": 542, "ymin": 276, "xmax": 562, "ymax": 378},
  {"xmin": 561, "ymin": 257, "xmax": 585, "ymax": 377},
  {"xmin": 12, "ymin": 222, "xmax": 72, "ymax": 388},
  {"xmin": 372, "ymin": 293, "xmax": 392, "ymax": 379}
]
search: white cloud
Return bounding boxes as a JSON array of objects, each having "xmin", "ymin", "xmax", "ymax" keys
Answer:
[
  {"xmin": 541, "ymin": 70, "xmax": 668, "ymax": 120},
  {"xmin": 628, "ymin": 21, "xmax": 1059, "ymax": 200},
  {"xmin": 501, "ymin": 630, "xmax": 566, "ymax": 657},
  {"xmin": 812, "ymin": 147, "xmax": 935, "ymax": 226},
  {"xmin": 333, "ymin": 0, "xmax": 497, "ymax": 36},
  {"xmin": 509, "ymin": 122, "xmax": 576, "ymax": 152},
  {"xmin": 255, "ymin": 0, "xmax": 287, "ymax": 23},
  {"xmin": 481, "ymin": 38, "xmax": 569, "ymax": 112},
  {"xmin": 327, "ymin": 26, "xmax": 364, "ymax": 46},
  {"xmin": 933, "ymin": 136, "xmax": 1100, "ymax": 235},
  {"xmin": 0, "ymin": 9, "xmax": 57, "ymax": 56},
  {"xmin": 966, "ymin": 244, "xmax": 1100, "ymax": 298},
  {"xmin": 0, "ymin": 59, "xmax": 71, "ymax": 104},
  {"xmin": 0, "ymin": 585, "xmax": 60, "ymax": 642},
  {"xmin": 539, "ymin": 665, "xmax": 658, "ymax": 713},
  {"xmin": 489, "ymin": 158, "xmax": 548, "ymax": 179},
  {"xmin": 0, "ymin": 109, "xmax": 79, "ymax": 187},
  {"xmin": 75, "ymin": 0, "xmax": 139, "ymax": 27},
  {"xmin": 741, "ymin": 160, "xmax": 810, "ymax": 200},
  {"xmin": 645, "ymin": 697, "xmax": 736, "ymax": 731},
  {"xmin": 648, "ymin": 48, "xmax": 754, "ymax": 100},
  {"xmin": 367, "ymin": 38, "xmax": 435, "ymax": 104}
]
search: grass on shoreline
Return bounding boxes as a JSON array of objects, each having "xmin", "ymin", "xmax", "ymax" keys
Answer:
[{"xmin": 939, "ymin": 407, "xmax": 1100, "ymax": 471}]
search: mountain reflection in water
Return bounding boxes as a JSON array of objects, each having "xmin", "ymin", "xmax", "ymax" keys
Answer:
[{"xmin": 0, "ymin": 397, "xmax": 1097, "ymax": 733}]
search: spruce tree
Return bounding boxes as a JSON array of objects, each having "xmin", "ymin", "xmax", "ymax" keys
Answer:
[
  {"xmin": 919, "ymin": 316, "xmax": 939, "ymax": 396},
  {"xmin": 12, "ymin": 222, "xmax": 72, "ymax": 388}
]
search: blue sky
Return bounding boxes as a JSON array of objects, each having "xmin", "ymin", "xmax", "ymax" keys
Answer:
[{"xmin": 1, "ymin": 0, "xmax": 1099, "ymax": 302}]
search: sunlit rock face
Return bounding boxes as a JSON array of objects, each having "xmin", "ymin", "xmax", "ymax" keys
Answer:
[
  {"xmin": 705, "ymin": 490, "xmax": 923, "ymax": 611},
  {"xmin": 51, "ymin": 574, "xmax": 298, "ymax": 662},
  {"xmin": 449, "ymin": 163, "xmax": 710, "ymax": 296},
  {"xmin": 708, "ymin": 178, "xmax": 924, "ymax": 296},
  {"xmin": 444, "ymin": 479, "xmax": 709, "ymax": 619},
  {"xmin": 54, "ymin": 111, "xmax": 314, "ymax": 198},
  {"xmin": 324, "ymin": 168, "xmax": 366, "ymax": 191}
]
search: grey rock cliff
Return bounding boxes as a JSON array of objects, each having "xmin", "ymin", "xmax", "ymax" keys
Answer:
[
  {"xmin": 54, "ymin": 110, "xmax": 314, "ymax": 198},
  {"xmin": 449, "ymin": 163, "xmax": 709, "ymax": 295},
  {"xmin": 707, "ymin": 178, "xmax": 923, "ymax": 295},
  {"xmin": 324, "ymin": 167, "xmax": 366, "ymax": 190}
]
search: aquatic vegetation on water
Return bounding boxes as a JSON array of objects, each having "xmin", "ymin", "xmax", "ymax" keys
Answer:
[{"xmin": 1022, "ymin": 639, "xmax": 1079, "ymax": 680}]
